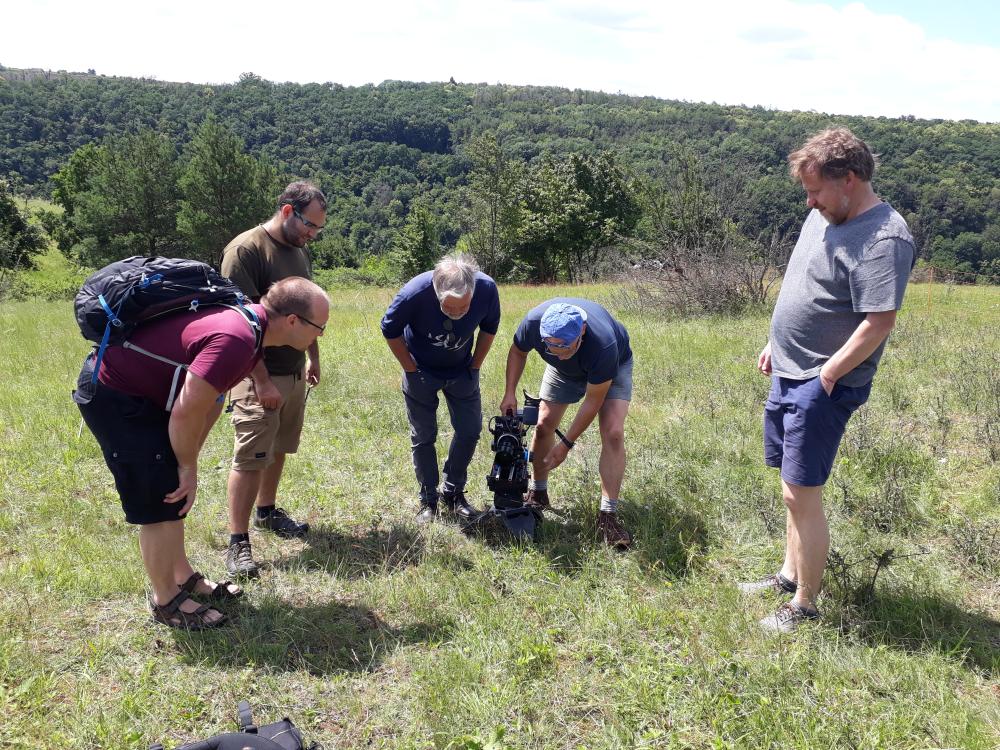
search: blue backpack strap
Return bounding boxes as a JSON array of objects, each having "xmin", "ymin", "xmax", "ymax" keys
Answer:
[
  {"xmin": 90, "ymin": 294, "xmax": 125, "ymax": 384},
  {"xmin": 223, "ymin": 299, "xmax": 263, "ymax": 351}
]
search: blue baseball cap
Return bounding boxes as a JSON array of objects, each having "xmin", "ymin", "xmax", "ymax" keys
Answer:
[{"xmin": 539, "ymin": 303, "xmax": 587, "ymax": 343}]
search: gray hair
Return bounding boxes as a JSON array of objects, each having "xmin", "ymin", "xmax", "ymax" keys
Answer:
[{"xmin": 432, "ymin": 254, "xmax": 479, "ymax": 301}]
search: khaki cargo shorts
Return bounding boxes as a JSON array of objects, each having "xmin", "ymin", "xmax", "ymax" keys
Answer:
[{"xmin": 230, "ymin": 369, "xmax": 307, "ymax": 470}]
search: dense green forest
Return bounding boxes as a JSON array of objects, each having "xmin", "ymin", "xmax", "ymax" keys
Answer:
[{"xmin": 1, "ymin": 66, "xmax": 998, "ymax": 286}]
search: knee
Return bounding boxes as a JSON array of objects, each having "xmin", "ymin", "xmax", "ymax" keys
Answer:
[
  {"xmin": 782, "ymin": 487, "xmax": 819, "ymax": 515},
  {"xmin": 603, "ymin": 427, "xmax": 625, "ymax": 447},
  {"xmin": 455, "ymin": 428, "xmax": 481, "ymax": 444},
  {"xmin": 535, "ymin": 413, "xmax": 559, "ymax": 435},
  {"xmin": 781, "ymin": 490, "xmax": 797, "ymax": 512},
  {"xmin": 410, "ymin": 425, "xmax": 437, "ymax": 446}
]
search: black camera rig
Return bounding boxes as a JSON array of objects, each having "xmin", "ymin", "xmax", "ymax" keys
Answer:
[{"xmin": 462, "ymin": 392, "xmax": 543, "ymax": 541}]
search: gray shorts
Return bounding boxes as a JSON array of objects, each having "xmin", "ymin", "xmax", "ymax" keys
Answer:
[{"xmin": 539, "ymin": 358, "xmax": 633, "ymax": 404}]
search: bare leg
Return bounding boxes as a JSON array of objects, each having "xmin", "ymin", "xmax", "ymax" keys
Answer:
[
  {"xmin": 140, "ymin": 520, "xmax": 222, "ymax": 622},
  {"xmin": 531, "ymin": 400, "xmax": 569, "ymax": 482},
  {"xmin": 227, "ymin": 468, "xmax": 262, "ymax": 534},
  {"xmin": 256, "ymin": 453, "xmax": 287, "ymax": 507},
  {"xmin": 780, "ymin": 507, "xmax": 799, "ymax": 583},
  {"xmin": 782, "ymin": 480, "xmax": 827, "ymax": 608},
  {"xmin": 597, "ymin": 399, "xmax": 629, "ymax": 499}
]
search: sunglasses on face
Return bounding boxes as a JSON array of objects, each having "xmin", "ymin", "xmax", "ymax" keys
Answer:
[{"xmin": 543, "ymin": 336, "xmax": 579, "ymax": 354}]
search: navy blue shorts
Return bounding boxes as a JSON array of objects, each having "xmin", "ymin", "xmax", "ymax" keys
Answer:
[
  {"xmin": 73, "ymin": 356, "xmax": 186, "ymax": 525},
  {"xmin": 763, "ymin": 375, "xmax": 871, "ymax": 487}
]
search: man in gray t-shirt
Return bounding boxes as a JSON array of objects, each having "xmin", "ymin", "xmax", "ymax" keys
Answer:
[{"xmin": 741, "ymin": 128, "xmax": 915, "ymax": 633}]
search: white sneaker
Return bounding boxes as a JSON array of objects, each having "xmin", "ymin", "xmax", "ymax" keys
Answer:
[{"xmin": 760, "ymin": 601, "xmax": 820, "ymax": 633}]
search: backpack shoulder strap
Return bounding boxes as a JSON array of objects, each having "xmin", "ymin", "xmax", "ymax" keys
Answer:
[
  {"xmin": 122, "ymin": 341, "xmax": 187, "ymax": 412},
  {"xmin": 238, "ymin": 700, "xmax": 258, "ymax": 734},
  {"xmin": 221, "ymin": 302, "xmax": 264, "ymax": 352}
]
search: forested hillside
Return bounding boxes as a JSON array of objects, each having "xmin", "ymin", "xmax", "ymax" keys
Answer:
[{"xmin": 2, "ymin": 66, "xmax": 998, "ymax": 282}]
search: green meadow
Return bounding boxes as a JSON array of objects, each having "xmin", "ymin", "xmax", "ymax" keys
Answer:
[{"xmin": 0, "ymin": 281, "xmax": 997, "ymax": 749}]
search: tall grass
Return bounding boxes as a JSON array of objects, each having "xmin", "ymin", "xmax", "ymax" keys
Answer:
[{"xmin": 0, "ymin": 282, "xmax": 997, "ymax": 748}]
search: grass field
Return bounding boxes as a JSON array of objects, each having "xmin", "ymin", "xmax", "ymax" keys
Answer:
[{"xmin": 0, "ymin": 280, "xmax": 998, "ymax": 749}]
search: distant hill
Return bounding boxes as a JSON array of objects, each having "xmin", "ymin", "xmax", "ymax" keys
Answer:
[{"xmin": 1, "ymin": 65, "xmax": 997, "ymax": 273}]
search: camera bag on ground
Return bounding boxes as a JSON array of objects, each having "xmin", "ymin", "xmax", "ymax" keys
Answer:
[
  {"xmin": 74, "ymin": 256, "xmax": 261, "ymax": 410},
  {"xmin": 148, "ymin": 700, "xmax": 320, "ymax": 750}
]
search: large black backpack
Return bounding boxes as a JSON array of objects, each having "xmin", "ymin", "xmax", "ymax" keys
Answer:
[
  {"xmin": 148, "ymin": 700, "xmax": 320, "ymax": 750},
  {"xmin": 74, "ymin": 256, "xmax": 262, "ymax": 409}
]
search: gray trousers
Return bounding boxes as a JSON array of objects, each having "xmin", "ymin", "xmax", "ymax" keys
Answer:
[{"xmin": 401, "ymin": 369, "xmax": 483, "ymax": 502}]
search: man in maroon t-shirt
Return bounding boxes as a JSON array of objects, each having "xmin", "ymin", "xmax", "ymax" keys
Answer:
[{"xmin": 74, "ymin": 277, "xmax": 329, "ymax": 630}]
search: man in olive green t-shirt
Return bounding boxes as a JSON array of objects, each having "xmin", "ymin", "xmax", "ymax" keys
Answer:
[{"xmin": 220, "ymin": 181, "xmax": 327, "ymax": 578}]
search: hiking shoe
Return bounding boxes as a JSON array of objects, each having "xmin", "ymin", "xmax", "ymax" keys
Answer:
[
  {"xmin": 759, "ymin": 601, "xmax": 820, "ymax": 634},
  {"xmin": 597, "ymin": 511, "xmax": 632, "ymax": 549},
  {"xmin": 415, "ymin": 501, "xmax": 438, "ymax": 525},
  {"xmin": 738, "ymin": 573, "xmax": 798, "ymax": 597},
  {"xmin": 524, "ymin": 488, "xmax": 550, "ymax": 509},
  {"xmin": 254, "ymin": 507, "xmax": 309, "ymax": 538},
  {"xmin": 225, "ymin": 539, "xmax": 260, "ymax": 578},
  {"xmin": 441, "ymin": 490, "xmax": 478, "ymax": 520}
]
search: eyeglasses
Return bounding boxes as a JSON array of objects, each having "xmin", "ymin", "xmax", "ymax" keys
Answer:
[
  {"xmin": 296, "ymin": 313, "xmax": 326, "ymax": 333},
  {"xmin": 292, "ymin": 208, "xmax": 325, "ymax": 234},
  {"xmin": 543, "ymin": 336, "xmax": 580, "ymax": 354}
]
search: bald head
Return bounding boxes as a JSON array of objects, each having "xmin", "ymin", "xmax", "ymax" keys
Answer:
[{"xmin": 261, "ymin": 277, "xmax": 328, "ymax": 319}]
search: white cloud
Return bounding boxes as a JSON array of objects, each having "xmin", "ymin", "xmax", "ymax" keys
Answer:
[{"xmin": 4, "ymin": 0, "xmax": 998, "ymax": 121}]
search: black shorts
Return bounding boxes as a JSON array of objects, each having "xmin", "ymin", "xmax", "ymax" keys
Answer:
[{"xmin": 73, "ymin": 356, "xmax": 187, "ymax": 525}]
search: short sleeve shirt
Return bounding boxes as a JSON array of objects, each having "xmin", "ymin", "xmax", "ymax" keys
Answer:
[
  {"xmin": 769, "ymin": 203, "xmax": 915, "ymax": 387},
  {"xmin": 513, "ymin": 297, "xmax": 632, "ymax": 384},
  {"xmin": 221, "ymin": 225, "xmax": 312, "ymax": 376},
  {"xmin": 380, "ymin": 271, "xmax": 501, "ymax": 380},
  {"xmin": 98, "ymin": 304, "xmax": 268, "ymax": 410}
]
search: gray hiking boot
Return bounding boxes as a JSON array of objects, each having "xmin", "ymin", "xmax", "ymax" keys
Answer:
[
  {"xmin": 225, "ymin": 539, "xmax": 260, "ymax": 578},
  {"xmin": 759, "ymin": 601, "xmax": 820, "ymax": 634},
  {"xmin": 254, "ymin": 506, "xmax": 309, "ymax": 538},
  {"xmin": 738, "ymin": 573, "xmax": 798, "ymax": 597}
]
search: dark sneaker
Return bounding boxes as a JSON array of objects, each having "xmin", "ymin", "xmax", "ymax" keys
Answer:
[
  {"xmin": 254, "ymin": 507, "xmax": 309, "ymax": 538},
  {"xmin": 415, "ymin": 501, "xmax": 438, "ymax": 525},
  {"xmin": 738, "ymin": 573, "xmax": 798, "ymax": 597},
  {"xmin": 524, "ymin": 488, "xmax": 550, "ymax": 509},
  {"xmin": 760, "ymin": 601, "xmax": 820, "ymax": 634},
  {"xmin": 597, "ymin": 511, "xmax": 632, "ymax": 549},
  {"xmin": 225, "ymin": 539, "xmax": 260, "ymax": 578},
  {"xmin": 441, "ymin": 490, "xmax": 478, "ymax": 520}
]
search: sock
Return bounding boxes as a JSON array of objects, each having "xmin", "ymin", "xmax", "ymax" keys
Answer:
[
  {"xmin": 256, "ymin": 505, "xmax": 275, "ymax": 518},
  {"xmin": 230, "ymin": 533, "xmax": 250, "ymax": 546},
  {"xmin": 530, "ymin": 479, "xmax": 548, "ymax": 491},
  {"xmin": 600, "ymin": 496, "xmax": 618, "ymax": 513}
]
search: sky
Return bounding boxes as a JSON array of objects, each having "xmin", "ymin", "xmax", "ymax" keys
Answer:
[{"xmin": 4, "ymin": 0, "xmax": 999, "ymax": 123}]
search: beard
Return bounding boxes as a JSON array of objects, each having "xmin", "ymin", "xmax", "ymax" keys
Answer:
[{"xmin": 280, "ymin": 220, "xmax": 307, "ymax": 247}]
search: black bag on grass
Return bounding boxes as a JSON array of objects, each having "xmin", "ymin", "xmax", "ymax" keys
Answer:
[{"xmin": 148, "ymin": 700, "xmax": 319, "ymax": 750}]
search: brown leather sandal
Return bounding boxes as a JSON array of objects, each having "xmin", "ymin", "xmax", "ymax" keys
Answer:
[
  {"xmin": 149, "ymin": 590, "xmax": 228, "ymax": 630},
  {"xmin": 178, "ymin": 571, "xmax": 243, "ymax": 601}
]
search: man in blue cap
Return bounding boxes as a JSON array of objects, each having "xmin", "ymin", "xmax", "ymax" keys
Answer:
[{"xmin": 500, "ymin": 299, "xmax": 634, "ymax": 548}]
